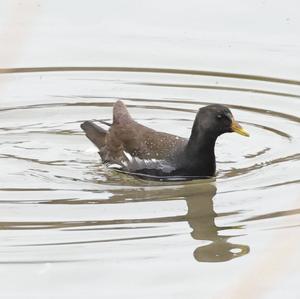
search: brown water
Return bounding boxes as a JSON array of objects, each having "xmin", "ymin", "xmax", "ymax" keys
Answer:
[{"xmin": 0, "ymin": 1, "xmax": 300, "ymax": 298}]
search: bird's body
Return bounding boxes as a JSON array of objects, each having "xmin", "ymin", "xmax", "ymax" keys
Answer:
[{"xmin": 81, "ymin": 100, "xmax": 249, "ymax": 178}]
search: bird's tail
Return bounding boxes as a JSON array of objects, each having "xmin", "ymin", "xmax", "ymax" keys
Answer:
[{"xmin": 80, "ymin": 121, "xmax": 107, "ymax": 150}]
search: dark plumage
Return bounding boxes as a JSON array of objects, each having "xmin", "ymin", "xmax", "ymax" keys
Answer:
[{"xmin": 81, "ymin": 100, "xmax": 249, "ymax": 178}]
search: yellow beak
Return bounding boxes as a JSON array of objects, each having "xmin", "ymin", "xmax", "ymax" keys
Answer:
[{"xmin": 231, "ymin": 119, "xmax": 250, "ymax": 137}]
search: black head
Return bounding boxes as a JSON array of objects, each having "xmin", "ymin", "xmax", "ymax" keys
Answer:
[
  {"xmin": 183, "ymin": 104, "xmax": 249, "ymax": 177},
  {"xmin": 192, "ymin": 104, "xmax": 249, "ymax": 138}
]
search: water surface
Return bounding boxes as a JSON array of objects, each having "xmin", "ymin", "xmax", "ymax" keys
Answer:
[{"xmin": 0, "ymin": 1, "xmax": 300, "ymax": 298}]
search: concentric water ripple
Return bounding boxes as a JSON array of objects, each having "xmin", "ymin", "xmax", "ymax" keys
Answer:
[{"xmin": 0, "ymin": 67, "xmax": 299, "ymax": 264}]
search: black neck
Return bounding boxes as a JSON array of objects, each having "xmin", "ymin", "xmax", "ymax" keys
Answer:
[{"xmin": 181, "ymin": 130, "xmax": 217, "ymax": 177}]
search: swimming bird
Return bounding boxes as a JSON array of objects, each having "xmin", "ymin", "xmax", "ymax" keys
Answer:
[{"xmin": 81, "ymin": 100, "xmax": 249, "ymax": 178}]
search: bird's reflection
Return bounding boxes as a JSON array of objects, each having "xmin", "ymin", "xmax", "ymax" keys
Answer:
[
  {"xmin": 104, "ymin": 178, "xmax": 250, "ymax": 263},
  {"xmin": 183, "ymin": 183, "xmax": 249, "ymax": 262},
  {"xmin": 45, "ymin": 174, "xmax": 250, "ymax": 263}
]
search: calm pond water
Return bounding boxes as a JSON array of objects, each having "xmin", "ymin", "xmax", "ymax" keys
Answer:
[{"xmin": 0, "ymin": 1, "xmax": 300, "ymax": 298}]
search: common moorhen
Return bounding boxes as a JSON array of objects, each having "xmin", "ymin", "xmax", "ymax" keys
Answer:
[{"xmin": 81, "ymin": 100, "xmax": 249, "ymax": 178}]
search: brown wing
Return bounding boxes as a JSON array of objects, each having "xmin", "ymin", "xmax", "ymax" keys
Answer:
[
  {"xmin": 103, "ymin": 100, "xmax": 187, "ymax": 162},
  {"xmin": 81, "ymin": 100, "xmax": 187, "ymax": 163}
]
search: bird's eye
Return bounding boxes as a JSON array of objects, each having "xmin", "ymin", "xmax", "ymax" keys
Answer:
[{"xmin": 216, "ymin": 114, "xmax": 223, "ymax": 119}]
